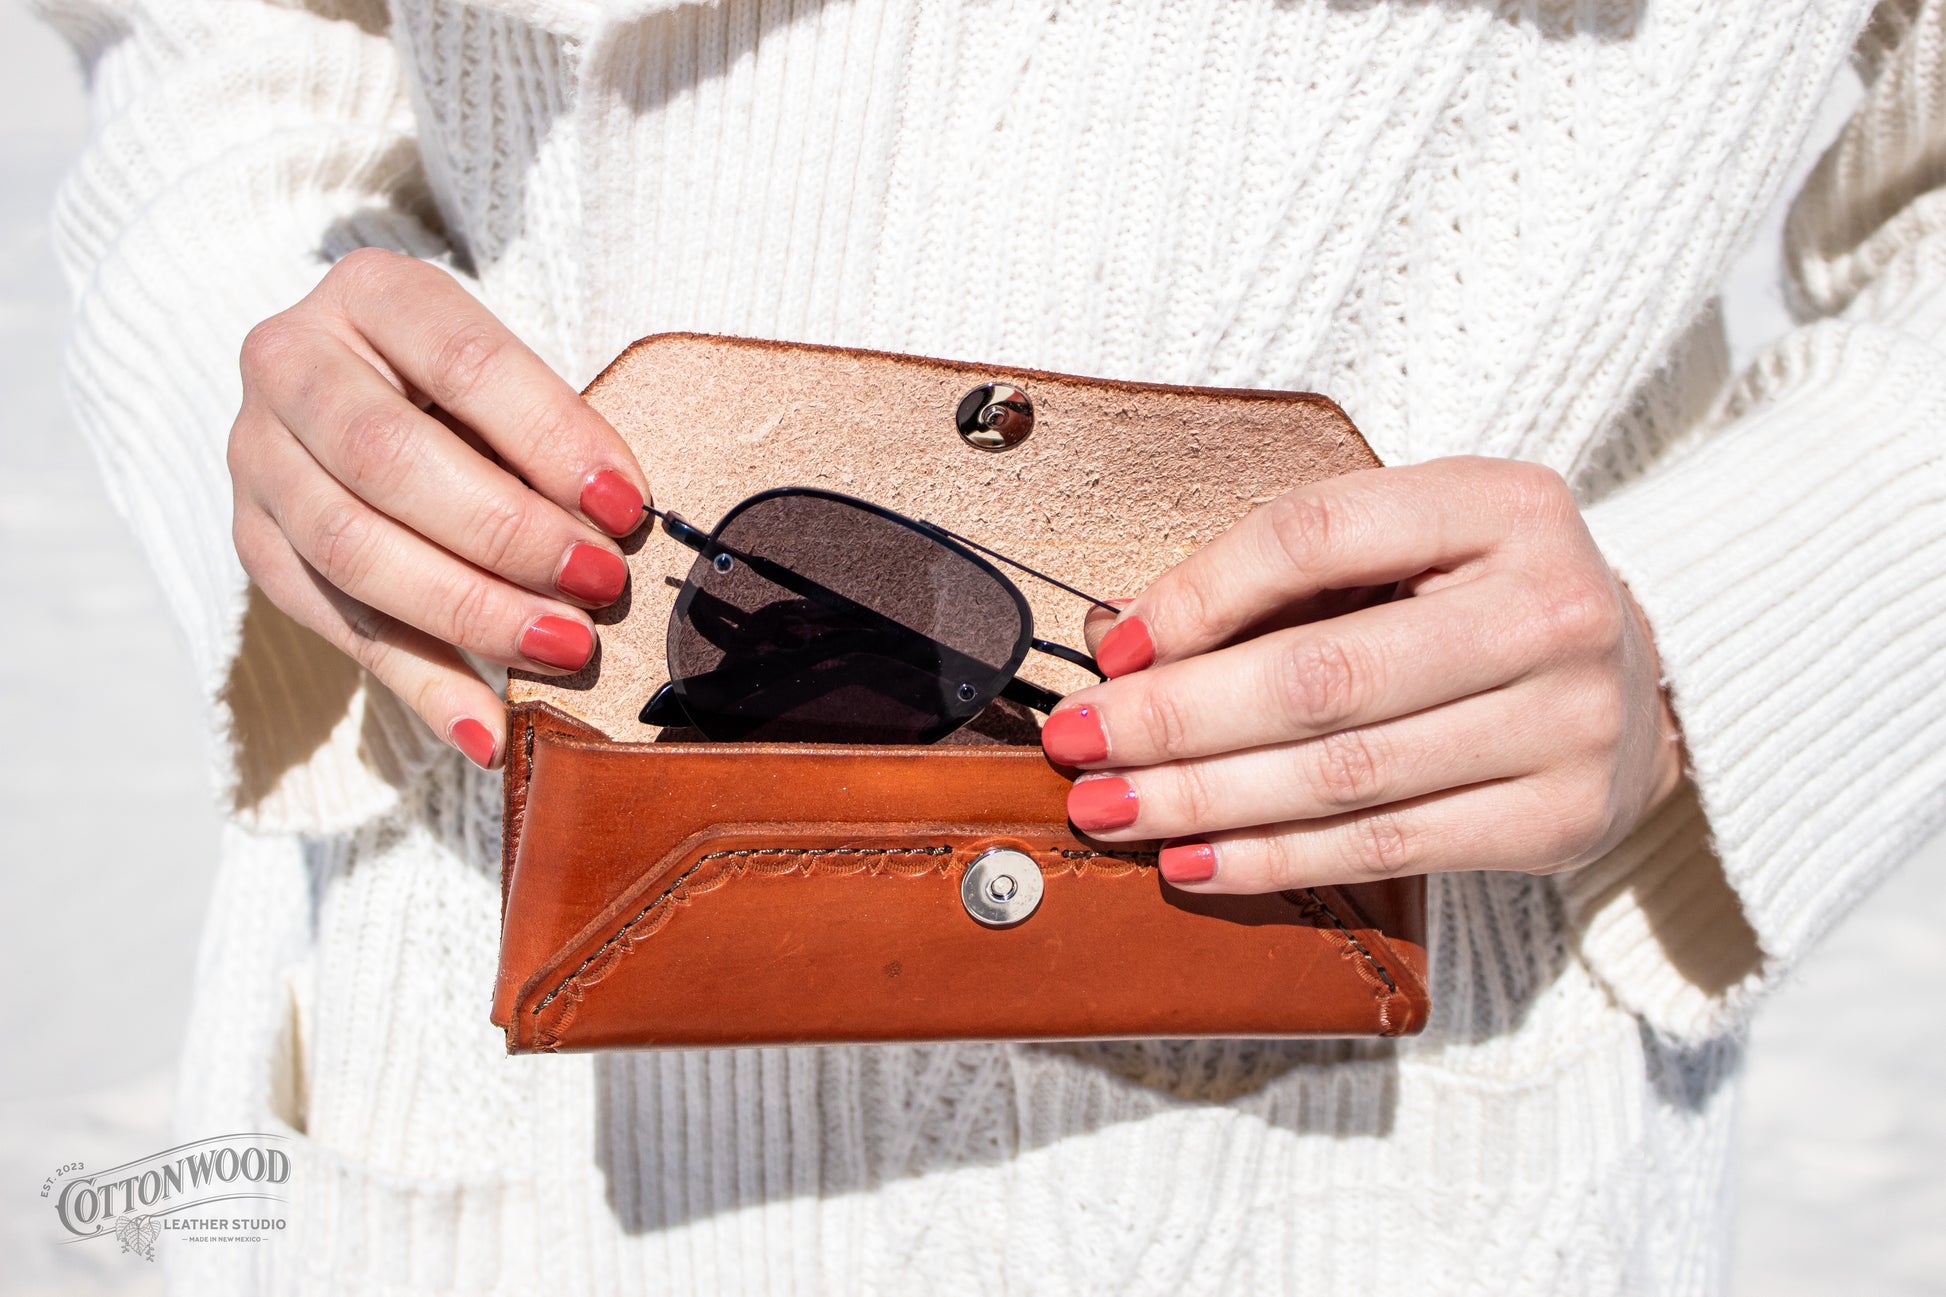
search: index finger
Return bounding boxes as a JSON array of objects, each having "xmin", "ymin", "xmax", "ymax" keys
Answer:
[
  {"xmin": 1098, "ymin": 457, "xmax": 1524, "ymax": 675},
  {"xmin": 322, "ymin": 248, "xmax": 650, "ymax": 536}
]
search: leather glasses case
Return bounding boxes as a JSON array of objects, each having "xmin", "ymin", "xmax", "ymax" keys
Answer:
[{"xmin": 493, "ymin": 334, "xmax": 1429, "ymax": 1051}]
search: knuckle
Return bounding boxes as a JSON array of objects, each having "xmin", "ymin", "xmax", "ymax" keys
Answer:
[
  {"xmin": 1258, "ymin": 836, "xmax": 1309, "ymax": 891},
  {"xmin": 519, "ymin": 401, "xmax": 589, "ymax": 469},
  {"xmin": 1169, "ymin": 760, "xmax": 1224, "ymax": 830},
  {"xmin": 329, "ymin": 246, "xmax": 402, "ymax": 294},
  {"xmin": 230, "ymin": 513, "xmax": 261, "ymax": 574},
  {"xmin": 239, "ymin": 315, "xmax": 300, "ymax": 381},
  {"xmin": 437, "ymin": 570, "xmax": 513, "ymax": 653},
  {"xmin": 1347, "ymin": 810, "xmax": 1414, "ymax": 878},
  {"xmin": 1499, "ymin": 459, "xmax": 1575, "ymax": 519},
  {"xmin": 225, "ymin": 411, "xmax": 277, "ymax": 490},
  {"xmin": 1539, "ymin": 776, "xmax": 1617, "ymax": 864},
  {"xmin": 337, "ymin": 404, "xmax": 420, "ymax": 494},
  {"xmin": 308, "ymin": 500, "xmax": 378, "ymax": 590},
  {"xmin": 1515, "ymin": 457, "xmax": 1570, "ymax": 497},
  {"xmin": 1277, "ymin": 635, "xmax": 1366, "ymax": 732},
  {"xmin": 224, "ymin": 418, "xmax": 251, "ymax": 484},
  {"xmin": 398, "ymin": 668, "xmax": 455, "ymax": 729},
  {"xmin": 1537, "ymin": 572, "xmax": 1626, "ymax": 654},
  {"xmin": 1160, "ymin": 565, "xmax": 1221, "ymax": 647},
  {"xmin": 1311, "ymin": 727, "xmax": 1384, "ymax": 810},
  {"xmin": 1262, "ymin": 490, "xmax": 1341, "ymax": 573},
  {"xmin": 1130, "ymin": 682, "xmax": 1196, "ymax": 757},
  {"xmin": 429, "ymin": 322, "xmax": 505, "ymax": 403},
  {"xmin": 1572, "ymin": 682, "xmax": 1628, "ymax": 754},
  {"xmin": 463, "ymin": 496, "xmax": 532, "ymax": 573},
  {"xmin": 230, "ymin": 505, "xmax": 279, "ymax": 575}
]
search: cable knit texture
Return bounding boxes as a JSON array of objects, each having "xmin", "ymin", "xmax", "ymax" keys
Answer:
[{"xmin": 28, "ymin": 0, "xmax": 1946, "ymax": 1291}]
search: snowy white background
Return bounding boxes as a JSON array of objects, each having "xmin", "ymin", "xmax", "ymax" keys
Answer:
[{"xmin": 1, "ymin": 4, "xmax": 1942, "ymax": 1293}]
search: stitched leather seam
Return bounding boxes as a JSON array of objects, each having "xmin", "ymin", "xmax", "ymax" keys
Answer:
[
  {"xmin": 531, "ymin": 845, "xmax": 955, "ymax": 1015},
  {"xmin": 524, "ymin": 848, "xmax": 1400, "ymax": 1043},
  {"xmin": 1288, "ymin": 889, "xmax": 1398, "ymax": 994},
  {"xmin": 1056, "ymin": 847, "xmax": 1157, "ymax": 865}
]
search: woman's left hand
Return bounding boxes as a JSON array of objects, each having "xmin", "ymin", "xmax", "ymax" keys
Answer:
[{"xmin": 1041, "ymin": 456, "xmax": 1686, "ymax": 891}]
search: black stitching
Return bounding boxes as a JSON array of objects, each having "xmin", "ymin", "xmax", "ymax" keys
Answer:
[
  {"xmin": 531, "ymin": 845, "xmax": 953, "ymax": 1015},
  {"xmin": 1290, "ymin": 889, "xmax": 1398, "ymax": 994},
  {"xmin": 1057, "ymin": 848, "xmax": 1158, "ymax": 864}
]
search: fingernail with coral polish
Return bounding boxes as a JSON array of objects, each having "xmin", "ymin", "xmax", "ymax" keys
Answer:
[
  {"xmin": 1097, "ymin": 617, "xmax": 1154, "ymax": 677},
  {"xmin": 555, "ymin": 542, "xmax": 628, "ymax": 604},
  {"xmin": 1159, "ymin": 840, "xmax": 1217, "ymax": 885},
  {"xmin": 580, "ymin": 469, "xmax": 644, "ymax": 535},
  {"xmin": 449, "ymin": 717, "xmax": 498, "ymax": 770},
  {"xmin": 1041, "ymin": 704, "xmax": 1108, "ymax": 765},
  {"xmin": 521, "ymin": 615, "xmax": 594, "ymax": 670},
  {"xmin": 1069, "ymin": 777, "xmax": 1139, "ymax": 832}
]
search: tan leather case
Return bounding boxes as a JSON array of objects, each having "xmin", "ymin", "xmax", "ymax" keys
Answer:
[{"xmin": 494, "ymin": 334, "xmax": 1429, "ymax": 1051}]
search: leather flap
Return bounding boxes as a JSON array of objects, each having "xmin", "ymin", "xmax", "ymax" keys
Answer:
[{"xmin": 507, "ymin": 333, "xmax": 1380, "ymax": 742}]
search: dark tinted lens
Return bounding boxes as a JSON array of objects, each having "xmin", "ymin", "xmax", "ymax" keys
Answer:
[{"xmin": 667, "ymin": 492, "xmax": 1030, "ymax": 742}]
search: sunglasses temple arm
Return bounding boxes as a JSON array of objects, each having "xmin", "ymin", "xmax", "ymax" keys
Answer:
[
  {"xmin": 644, "ymin": 505, "xmax": 713, "ymax": 553},
  {"xmin": 1001, "ymin": 676, "xmax": 1065, "ymax": 715},
  {"xmin": 1031, "ymin": 636, "xmax": 1104, "ymax": 681},
  {"xmin": 1003, "ymin": 638, "xmax": 1106, "ymax": 717},
  {"xmin": 917, "ymin": 520, "xmax": 1120, "ymax": 613}
]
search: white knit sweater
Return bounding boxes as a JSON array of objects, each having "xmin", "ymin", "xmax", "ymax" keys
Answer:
[{"xmin": 31, "ymin": 0, "xmax": 1946, "ymax": 1290}]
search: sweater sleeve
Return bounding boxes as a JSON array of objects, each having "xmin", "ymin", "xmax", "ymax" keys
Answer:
[
  {"xmin": 1560, "ymin": 0, "xmax": 1946, "ymax": 1041},
  {"xmin": 34, "ymin": 0, "xmax": 476, "ymax": 832}
]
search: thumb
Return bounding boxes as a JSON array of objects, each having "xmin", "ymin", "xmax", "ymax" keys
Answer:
[{"xmin": 1082, "ymin": 599, "xmax": 1134, "ymax": 657}]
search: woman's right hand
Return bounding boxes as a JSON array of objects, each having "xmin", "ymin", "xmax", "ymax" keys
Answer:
[{"xmin": 226, "ymin": 248, "xmax": 651, "ymax": 771}]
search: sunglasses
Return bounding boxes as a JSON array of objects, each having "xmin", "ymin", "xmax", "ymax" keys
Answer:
[{"xmin": 635, "ymin": 487, "xmax": 1110, "ymax": 744}]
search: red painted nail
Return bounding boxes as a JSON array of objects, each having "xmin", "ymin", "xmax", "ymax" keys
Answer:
[
  {"xmin": 580, "ymin": 469, "xmax": 645, "ymax": 536},
  {"xmin": 520, "ymin": 615, "xmax": 594, "ymax": 670},
  {"xmin": 1096, "ymin": 617, "xmax": 1154, "ymax": 677},
  {"xmin": 1041, "ymin": 704, "xmax": 1108, "ymax": 765},
  {"xmin": 448, "ymin": 717, "xmax": 498, "ymax": 769},
  {"xmin": 1068, "ymin": 777, "xmax": 1139, "ymax": 831},
  {"xmin": 1159, "ymin": 840, "xmax": 1217, "ymax": 884},
  {"xmin": 555, "ymin": 542, "xmax": 628, "ymax": 604}
]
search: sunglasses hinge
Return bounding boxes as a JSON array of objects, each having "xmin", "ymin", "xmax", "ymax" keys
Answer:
[{"xmin": 649, "ymin": 506, "xmax": 713, "ymax": 554}]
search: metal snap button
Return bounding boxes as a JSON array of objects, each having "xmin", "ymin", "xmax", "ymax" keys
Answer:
[
  {"xmin": 961, "ymin": 847, "xmax": 1044, "ymax": 927},
  {"xmin": 955, "ymin": 383, "xmax": 1034, "ymax": 451}
]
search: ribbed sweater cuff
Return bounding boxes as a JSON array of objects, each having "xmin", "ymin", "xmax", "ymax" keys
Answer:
[{"xmin": 1566, "ymin": 318, "xmax": 1946, "ymax": 1042}]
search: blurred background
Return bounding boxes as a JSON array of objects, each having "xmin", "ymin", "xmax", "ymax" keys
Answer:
[{"xmin": 1, "ymin": 4, "xmax": 1942, "ymax": 1293}]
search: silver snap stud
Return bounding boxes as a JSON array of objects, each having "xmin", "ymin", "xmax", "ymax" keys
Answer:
[
  {"xmin": 955, "ymin": 383, "xmax": 1034, "ymax": 452},
  {"xmin": 712, "ymin": 552, "xmax": 735, "ymax": 574},
  {"xmin": 961, "ymin": 848, "xmax": 1043, "ymax": 927}
]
